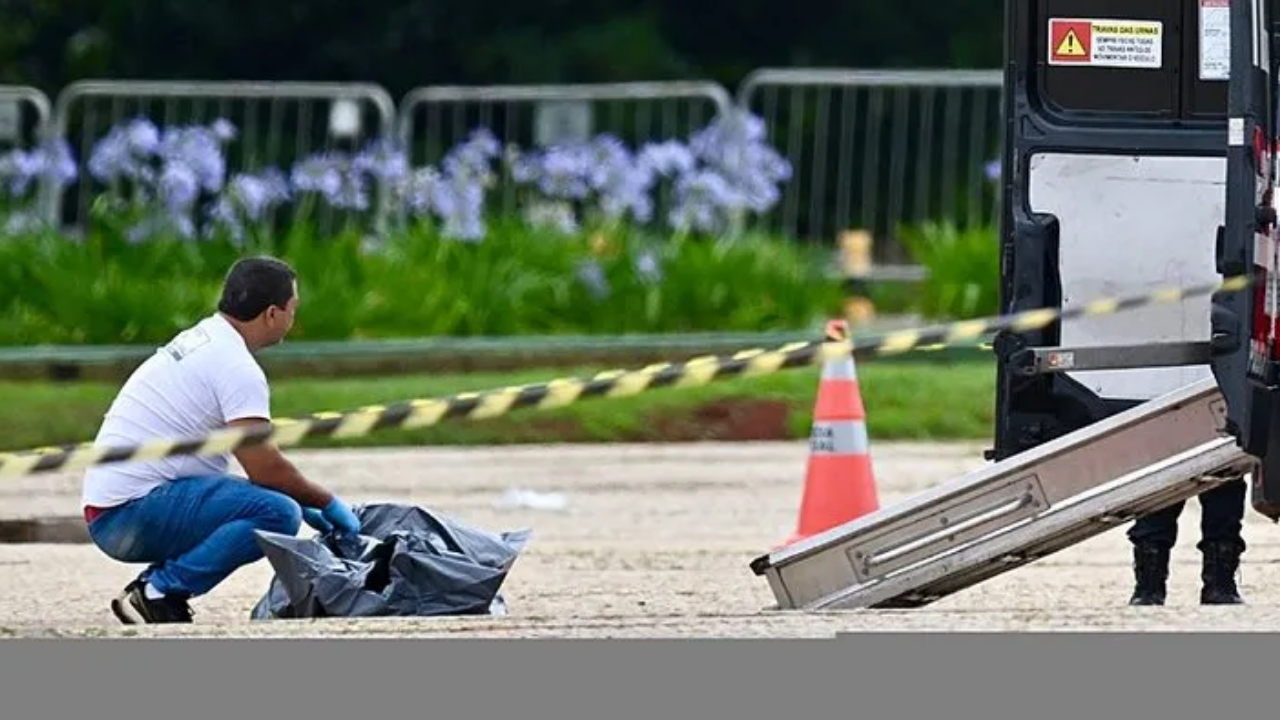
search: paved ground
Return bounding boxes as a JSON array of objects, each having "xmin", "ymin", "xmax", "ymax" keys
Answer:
[{"xmin": 2, "ymin": 440, "xmax": 1280, "ymax": 637}]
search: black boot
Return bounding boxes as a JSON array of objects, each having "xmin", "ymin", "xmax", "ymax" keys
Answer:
[
  {"xmin": 1129, "ymin": 544, "xmax": 1169, "ymax": 606},
  {"xmin": 1200, "ymin": 540, "xmax": 1245, "ymax": 605}
]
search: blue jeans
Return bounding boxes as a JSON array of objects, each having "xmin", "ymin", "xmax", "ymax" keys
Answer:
[{"xmin": 87, "ymin": 474, "xmax": 303, "ymax": 598}]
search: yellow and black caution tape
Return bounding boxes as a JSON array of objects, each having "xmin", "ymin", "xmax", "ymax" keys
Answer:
[{"xmin": 0, "ymin": 273, "xmax": 1252, "ymax": 478}]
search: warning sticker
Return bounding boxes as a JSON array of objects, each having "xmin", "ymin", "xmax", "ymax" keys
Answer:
[
  {"xmin": 1048, "ymin": 18, "xmax": 1163, "ymax": 69},
  {"xmin": 1049, "ymin": 20, "xmax": 1092, "ymax": 63},
  {"xmin": 1199, "ymin": 0, "xmax": 1230, "ymax": 81}
]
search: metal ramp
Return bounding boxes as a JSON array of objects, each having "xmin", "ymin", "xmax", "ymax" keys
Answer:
[{"xmin": 748, "ymin": 377, "xmax": 1258, "ymax": 611}]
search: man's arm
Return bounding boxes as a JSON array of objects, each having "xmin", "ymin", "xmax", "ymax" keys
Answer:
[
  {"xmin": 214, "ymin": 362, "xmax": 359, "ymax": 535},
  {"xmin": 228, "ymin": 417, "xmax": 335, "ymax": 509}
]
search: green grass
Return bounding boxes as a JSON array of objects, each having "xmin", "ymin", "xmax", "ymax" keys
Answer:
[
  {"xmin": 0, "ymin": 359, "xmax": 996, "ymax": 453},
  {"xmin": 899, "ymin": 221, "xmax": 1001, "ymax": 320}
]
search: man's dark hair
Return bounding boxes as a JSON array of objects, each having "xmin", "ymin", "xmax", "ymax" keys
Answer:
[{"xmin": 217, "ymin": 256, "xmax": 297, "ymax": 322}]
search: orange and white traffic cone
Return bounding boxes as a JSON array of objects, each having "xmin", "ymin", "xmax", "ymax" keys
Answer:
[{"xmin": 782, "ymin": 319, "xmax": 879, "ymax": 546}]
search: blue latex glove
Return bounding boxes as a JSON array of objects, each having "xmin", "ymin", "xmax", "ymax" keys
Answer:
[
  {"xmin": 320, "ymin": 496, "xmax": 362, "ymax": 536},
  {"xmin": 301, "ymin": 506, "xmax": 333, "ymax": 534}
]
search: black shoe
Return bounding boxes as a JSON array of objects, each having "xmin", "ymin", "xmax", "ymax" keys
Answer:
[
  {"xmin": 110, "ymin": 580, "xmax": 194, "ymax": 624},
  {"xmin": 1200, "ymin": 540, "xmax": 1245, "ymax": 605},
  {"xmin": 1129, "ymin": 544, "xmax": 1169, "ymax": 606}
]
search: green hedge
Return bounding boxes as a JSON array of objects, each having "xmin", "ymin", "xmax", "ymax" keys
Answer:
[
  {"xmin": 0, "ymin": 218, "xmax": 1003, "ymax": 347},
  {"xmin": 0, "ymin": 216, "xmax": 861, "ymax": 345},
  {"xmin": 900, "ymin": 221, "xmax": 1001, "ymax": 320}
]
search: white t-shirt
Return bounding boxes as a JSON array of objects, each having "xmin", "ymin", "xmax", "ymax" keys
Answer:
[{"xmin": 82, "ymin": 313, "xmax": 273, "ymax": 509}]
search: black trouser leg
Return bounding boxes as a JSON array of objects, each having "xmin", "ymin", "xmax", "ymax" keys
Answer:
[
  {"xmin": 1195, "ymin": 478, "xmax": 1246, "ymax": 555},
  {"xmin": 1128, "ymin": 501, "xmax": 1182, "ymax": 551}
]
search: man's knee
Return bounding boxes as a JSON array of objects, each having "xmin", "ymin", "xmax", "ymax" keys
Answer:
[
  {"xmin": 1202, "ymin": 478, "xmax": 1247, "ymax": 515},
  {"xmin": 251, "ymin": 489, "xmax": 303, "ymax": 536}
]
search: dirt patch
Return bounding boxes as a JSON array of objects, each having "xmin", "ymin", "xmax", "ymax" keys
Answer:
[
  {"xmin": 0, "ymin": 517, "xmax": 89, "ymax": 544},
  {"xmin": 647, "ymin": 398, "xmax": 797, "ymax": 441},
  {"xmin": 523, "ymin": 417, "xmax": 596, "ymax": 443},
  {"xmin": 440, "ymin": 397, "xmax": 804, "ymax": 444}
]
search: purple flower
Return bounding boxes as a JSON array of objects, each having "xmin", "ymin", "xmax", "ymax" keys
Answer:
[
  {"xmin": 353, "ymin": 138, "xmax": 410, "ymax": 186},
  {"xmin": 742, "ymin": 144, "xmax": 792, "ymax": 206},
  {"xmin": 172, "ymin": 213, "xmax": 196, "ymax": 239},
  {"xmin": 509, "ymin": 135, "xmax": 659, "ymax": 224},
  {"xmin": 3, "ymin": 211, "xmax": 47, "ymax": 235},
  {"xmin": 407, "ymin": 131, "xmax": 500, "ymax": 240},
  {"xmin": 126, "ymin": 209, "xmax": 196, "ymax": 243},
  {"xmin": 442, "ymin": 128, "xmax": 501, "ymax": 182},
  {"xmin": 403, "ymin": 166, "xmax": 446, "ymax": 218},
  {"xmin": 88, "ymin": 119, "xmax": 160, "ymax": 185},
  {"xmin": 86, "ymin": 140, "xmax": 126, "ymax": 183},
  {"xmin": 669, "ymin": 169, "xmax": 748, "ymax": 234},
  {"xmin": 510, "ymin": 139, "xmax": 619, "ymax": 200},
  {"xmin": 597, "ymin": 168, "xmax": 654, "ymax": 223},
  {"xmin": 523, "ymin": 200, "xmax": 579, "ymax": 235},
  {"xmin": 401, "ymin": 160, "xmax": 487, "ymax": 241},
  {"xmin": 291, "ymin": 153, "xmax": 346, "ymax": 200},
  {"xmin": 638, "ymin": 140, "xmax": 696, "ymax": 178},
  {"xmin": 289, "ymin": 151, "xmax": 374, "ymax": 211},
  {"xmin": 0, "ymin": 149, "xmax": 43, "ymax": 197},
  {"xmin": 250, "ymin": 169, "xmax": 291, "ymax": 209},
  {"xmin": 332, "ymin": 172, "xmax": 371, "ymax": 211},
  {"xmin": 40, "ymin": 114, "xmax": 801, "ymax": 244},
  {"xmin": 440, "ymin": 177, "xmax": 486, "ymax": 241},
  {"xmin": 125, "ymin": 118, "xmax": 161, "ymax": 155},
  {"xmin": 509, "ymin": 151, "xmax": 542, "ymax": 184},
  {"xmin": 159, "ymin": 162, "xmax": 199, "ymax": 212},
  {"xmin": 985, "ymin": 159, "xmax": 1001, "ymax": 182},
  {"xmin": 443, "ymin": 214, "xmax": 484, "ymax": 241},
  {"xmin": 463, "ymin": 127, "xmax": 502, "ymax": 159},
  {"xmin": 158, "ymin": 126, "xmax": 226, "ymax": 192},
  {"xmin": 0, "ymin": 139, "xmax": 80, "ymax": 198},
  {"xmin": 632, "ymin": 248, "xmax": 662, "ymax": 284},
  {"xmin": 204, "ymin": 168, "xmax": 289, "ymax": 244},
  {"xmin": 589, "ymin": 136, "xmax": 656, "ymax": 223},
  {"xmin": 533, "ymin": 144, "xmax": 594, "ymax": 200},
  {"xmin": 585, "ymin": 135, "xmax": 632, "ymax": 188},
  {"xmin": 684, "ymin": 109, "xmax": 791, "ymax": 216},
  {"xmin": 219, "ymin": 169, "xmax": 291, "ymax": 222},
  {"xmin": 575, "ymin": 258, "xmax": 610, "ymax": 299},
  {"xmin": 211, "ymin": 119, "xmax": 237, "ymax": 143},
  {"xmin": 205, "ymin": 199, "xmax": 245, "ymax": 242},
  {"xmin": 689, "ymin": 109, "xmax": 767, "ymax": 157},
  {"xmin": 206, "ymin": 168, "xmax": 291, "ymax": 244},
  {"xmin": 37, "ymin": 139, "xmax": 78, "ymax": 189}
]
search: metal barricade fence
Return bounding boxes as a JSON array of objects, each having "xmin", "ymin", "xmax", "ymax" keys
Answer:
[
  {"xmin": 49, "ymin": 80, "xmax": 397, "ymax": 235},
  {"xmin": 0, "ymin": 86, "xmax": 56, "ymax": 228},
  {"xmin": 396, "ymin": 81, "xmax": 734, "ymax": 224},
  {"xmin": 8, "ymin": 72, "xmax": 1008, "ymax": 249},
  {"xmin": 0, "ymin": 86, "xmax": 52, "ymax": 150},
  {"xmin": 736, "ymin": 69, "xmax": 1003, "ymax": 264}
]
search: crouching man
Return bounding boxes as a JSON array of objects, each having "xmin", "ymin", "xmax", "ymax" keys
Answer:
[{"xmin": 81, "ymin": 256, "xmax": 360, "ymax": 624}]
